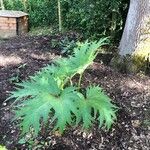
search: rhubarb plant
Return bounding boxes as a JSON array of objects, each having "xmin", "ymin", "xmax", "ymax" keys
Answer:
[{"xmin": 8, "ymin": 38, "xmax": 118, "ymax": 136}]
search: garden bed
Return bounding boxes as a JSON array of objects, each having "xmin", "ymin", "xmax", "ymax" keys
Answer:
[{"xmin": 0, "ymin": 35, "xmax": 149, "ymax": 150}]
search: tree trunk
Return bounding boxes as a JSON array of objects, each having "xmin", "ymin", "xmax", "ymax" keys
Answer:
[{"xmin": 119, "ymin": 0, "xmax": 150, "ymax": 56}]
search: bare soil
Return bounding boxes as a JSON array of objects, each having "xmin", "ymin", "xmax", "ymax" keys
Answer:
[{"xmin": 0, "ymin": 35, "xmax": 149, "ymax": 150}]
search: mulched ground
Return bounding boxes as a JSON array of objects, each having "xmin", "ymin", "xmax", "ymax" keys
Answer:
[{"xmin": 0, "ymin": 35, "xmax": 149, "ymax": 150}]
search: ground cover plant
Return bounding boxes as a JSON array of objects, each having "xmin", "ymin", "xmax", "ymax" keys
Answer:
[{"xmin": 8, "ymin": 38, "xmax": 117, "ymax": 138}]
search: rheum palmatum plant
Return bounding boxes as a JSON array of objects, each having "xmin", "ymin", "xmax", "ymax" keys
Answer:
[{"xmin": 8, "ymin": 38, "xmax": 118, "ymax": 136}]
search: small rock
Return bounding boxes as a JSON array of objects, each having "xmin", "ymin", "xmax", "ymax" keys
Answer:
[
  {"xmin": 132, "ymin": 120, "xmax": 140, "ymax": 127},
  {"xmin": 82, "ymin": 132, "xmax": 87, "ymax": 138}
]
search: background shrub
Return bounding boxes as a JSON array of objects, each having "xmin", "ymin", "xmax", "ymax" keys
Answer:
[
  {"xmin": 4, "ymin": 0, "xmax": 57, "ymax": 27},
  {"xmin": 4, "ymin": 0, "xmax": 129, "ymax": 42}
]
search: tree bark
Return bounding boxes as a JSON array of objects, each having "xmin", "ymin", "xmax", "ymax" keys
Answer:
[{"xmin": 119, "ymin": 0, "xmax": 150, "ymax": 56}]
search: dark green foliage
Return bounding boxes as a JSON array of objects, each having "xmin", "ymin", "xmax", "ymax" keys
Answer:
[
  {"xmin": 4, "ymin": 0, "xmax": 24, "ymax": 11},
  {"xmin": 62, "ymin": 0, "xmax": 129, "ymax": 41},
  {"xmin": 59, "ymin": 37, "xmax": 77, "ymax": 54},
  {"xmin": 9, "ymin": 39, "xmax": 118, "ymax": 136},
  {"xmin": 4, "ymin": 0, "xmax": 129, "ymax": 42},
  {"xmin": 4, "ymin": 0, "xmax": 57, "ymax": 27}
]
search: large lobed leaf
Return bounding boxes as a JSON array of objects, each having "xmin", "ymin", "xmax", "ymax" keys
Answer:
[
  {"xmin": 58, "ymin": 38, "xmax": 108, "ymax": 75},
  {"xmin": 35, "ymin": 38, "xmax": 108, "ymax": 87},
  {"xmin": 10, "ymin": 75, "xmax": 80, "ymax": 135},
  {"xmin": 68, "ymin": 38, "xmax": 107, "ymax": 75},
  {"xmin": 9, "ymin": 75, "xmax": 60, "ymax": 102},
  {"xmin": 78, "ymin": 86, "xmax": 117, "ymax": 130}
]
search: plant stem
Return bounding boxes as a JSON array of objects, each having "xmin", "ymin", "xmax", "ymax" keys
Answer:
[
  {"xmin": 78, "ymin": 72, "xmax": 83, "ymax": 90},
  {"xmin": 70, "ymin": 78, "xmax": 73, "ymax": 86}
]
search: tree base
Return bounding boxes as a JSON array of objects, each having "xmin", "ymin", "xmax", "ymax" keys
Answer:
[{"xmin": 110, "ymin": 54, "xmax": 150, "ymax": 74}]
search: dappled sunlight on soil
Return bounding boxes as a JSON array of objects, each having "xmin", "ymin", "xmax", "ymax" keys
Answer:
[
  {"xmin": 124, "ymin": 79, "xmax": 150, "ymax": 92},
  {"xmin": 30, "ymin": 52, "xmax": 60, "ymax": 61},
  {"xmin": 0, "ymin": 55, "xmax": 22, "ymax": 67}
]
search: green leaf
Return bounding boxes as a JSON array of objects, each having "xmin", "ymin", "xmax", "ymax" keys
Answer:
[
  {"xmin": 18, "ymin": 138, "xmax": 26, "ymax": 144},
  {"xmin": 10, "ymin": 75, "xmax": 80, "ymax": 135},
  {"xmin": 9, "ymin": 75, "xmax": 61, "ymax": 102},
  {"xmin": 67, "ymin": 39, "xmax": 106, "ymax": 75},
  {"xmin": 29, "ymin": 39, "xmax": 107, "ymax": 89},
  {"xmin": 77, "ymin": 93, "xmax": 93, "ymax": 129},
  {"xmin": 78, "ymin": 86, "xmax": 117, "ymax": 130},
  {"xmin": 0, "ymin": 145, "xmax": 7, "ymax": 150},
  {"xmin": 51, "ymin": 87, "xmax": 80, "ymax": 132}
]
